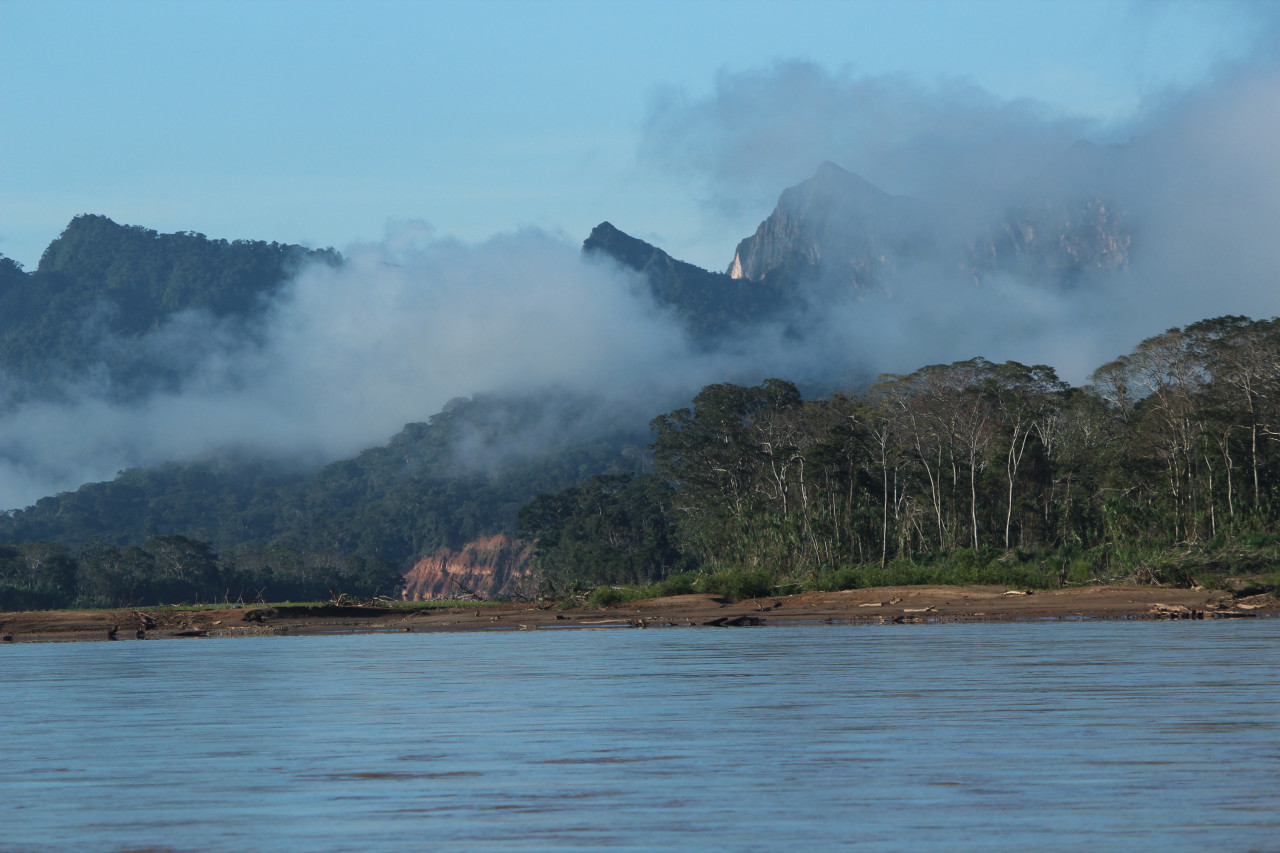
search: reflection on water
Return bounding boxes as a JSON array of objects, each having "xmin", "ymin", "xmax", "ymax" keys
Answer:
[{"xmin": 2, "ymin": 621, "xmax": 1278, "ymax": 852}]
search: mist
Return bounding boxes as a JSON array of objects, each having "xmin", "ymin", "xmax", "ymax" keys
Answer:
[
  {"xmin": 6, "ymin": 50, "xmax": 1280, "ymax": 510},
  {"xmin": 0, "ymin": 230, "xmax": 710, "ymax": 509},
  {"xmin": 655, "ymin": 54, "xmax": 1280, "ymax": 373}
]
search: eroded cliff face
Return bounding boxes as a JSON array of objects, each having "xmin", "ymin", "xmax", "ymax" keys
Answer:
[{"xmin": 401, "ymin": 533, "xmax": 535, "ymax": 600}]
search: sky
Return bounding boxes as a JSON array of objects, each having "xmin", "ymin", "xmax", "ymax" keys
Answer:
[
  {"xmin": 2, "ymin": 0, "xmax": 1279, "ymax": 509},
  {"xmin": 0, "ymin": 0, "xmax": 1267, "ymax": 271}
]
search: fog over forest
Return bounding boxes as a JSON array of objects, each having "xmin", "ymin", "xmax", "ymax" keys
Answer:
[{"xmin": 4, "ymin": 54, "xmax": 1280, "ymax": 510}]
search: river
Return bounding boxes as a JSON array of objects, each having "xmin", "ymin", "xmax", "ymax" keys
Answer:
[{"xmin": 2, "ymin": 620, "xmax": 1278, "ymax": 851}]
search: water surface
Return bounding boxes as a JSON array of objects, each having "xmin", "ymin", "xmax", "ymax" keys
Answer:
[{"xmin": 2, "ymin": 621, "xmax": 1278, "ymax": 851}]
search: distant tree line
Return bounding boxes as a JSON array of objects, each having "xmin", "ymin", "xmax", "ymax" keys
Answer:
[
  {"xmin": 0, "ymin": 535, "xmax": 401, "ymax": 611},
  {"xmin": 0, "ymin": 394, "xmax": 648, "ymax": 609},
  {"xmin": 521, "ymin": 316, "xmax": 1280, "ymax": 592}
]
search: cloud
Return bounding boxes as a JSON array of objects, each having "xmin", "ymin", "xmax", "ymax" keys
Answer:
[
  {"xmin": 8, "ymin": 46, "xmax": 1280, "ymax": 510},
  {"xmin": 642, "ymin": 61, "xmax": 1094, "ymax": 217},
  {"xmin": 640, "ymin": 53, "xmax": 1280, "ymax": 380},
  {"xmin": 0, "ymin": 229, "xmax": 712, "ymax": 508}
]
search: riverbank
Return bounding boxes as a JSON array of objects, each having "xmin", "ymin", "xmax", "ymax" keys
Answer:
[{"xmin": 1, "ymin": 584, "xmax": 1276, "ymax": 643}]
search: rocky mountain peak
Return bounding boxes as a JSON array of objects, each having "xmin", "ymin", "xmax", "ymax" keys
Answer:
[
  {"xmin": 727, "ymin": 162, "xmax": 927, "ymax": 290},
  {"xmin": 727, "ymin": 154, "xmax": 1130, "ymax": 292}
]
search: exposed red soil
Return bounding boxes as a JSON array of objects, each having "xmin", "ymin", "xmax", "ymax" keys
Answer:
[
  {"xmin": 1, "ymin": 585, "xmax": 1275, "ymax": 644},
  {"xmin": 400, "ymin": 533, "xmax": 534, "ymax": 600}
]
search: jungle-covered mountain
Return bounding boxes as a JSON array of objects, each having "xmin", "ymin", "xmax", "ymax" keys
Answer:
[
  {"xmin": 0, "ymin": 391, "xmax": 648, "ymax": 562},
  {"xmin": 0, "ymin": 156, "xmax": 1144, "ymax": 608},
  {"xmin": 0, "ymin": 215, "xmax": 341, "ymax": 399},
  {"xmin": 11, "ymin": 315, "xmax": 1280, "ymax": 611}
]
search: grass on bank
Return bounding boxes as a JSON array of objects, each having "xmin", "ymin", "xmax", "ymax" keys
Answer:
[
  {"xmin": 8, "ymin": 541, "xmax": 1278, "ymax": 614},
  {"xmin": 581, "ymin": 541, "xmax": 1280, "ymax": 606}
]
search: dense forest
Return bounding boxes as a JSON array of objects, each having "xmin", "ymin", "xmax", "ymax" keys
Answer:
[
  {"xmin": 0, "ymin": 214, "xmax": 339, "ymax": 397},
  {"xmin": 0, "ymin": 534, "xmax": 400, "ymax": 612},
  {"xmin": 0, "ymin": 393, "xmax": 648, "ymax": 609},
  {"xmin": 7, "ymin": 315, "xmax": 1280, "ymax": 610},
  {"xmin": 520, "ymin": 316, "xmax": 1280, "ymax": 596},
  {"xmin": 3, "ymin": 213, "xmax": 1279, "ymax": 611}
]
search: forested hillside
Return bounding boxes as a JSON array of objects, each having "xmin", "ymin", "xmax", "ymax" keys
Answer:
[
  {"xmin": 8, "ymin": 315, "xmax": 1280, "ymax": 609},
  {"xmin": 0, "ymin": 214, "xmax": 338, "ymax": 395},
  {"xmin": 0, "ymin": 169, "xmax": 1262, "ymax": 611},
  {"xmin": 0, "ymin": 391, "xmax": 651, "ymax": 608},
  {"xmin": 0, "ymin": 392, "xmax": 648, "ymax": 606}
]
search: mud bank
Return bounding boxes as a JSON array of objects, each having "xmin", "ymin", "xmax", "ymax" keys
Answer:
[{"xmin": 1, "ymin": 585, "xmax": 1276, "ymax": 644}]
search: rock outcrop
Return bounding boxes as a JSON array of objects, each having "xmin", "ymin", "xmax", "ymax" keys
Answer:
[
  {"xmin": 969, "ymin": 197, "xmax": 1130, "ymax": 285},
  {"xmin": 727, "ymin": 160, "xmax": 1130, "ymax": 293},
  {"xmin": 727, "ymin": 160, "xmax": 931, "ymax": 291},
  {"xmin": 401, "ymin": 533, "xmax": 535, "ymax": 600}
]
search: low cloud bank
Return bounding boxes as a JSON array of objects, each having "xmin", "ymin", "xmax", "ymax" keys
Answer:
[
  {"xmin": 7, "ymin": 49, "xmax": 1280, "ymax": 509},
  {"xmin": 0, "ymin": 231, "xmax": 707, "ymax": 508}
]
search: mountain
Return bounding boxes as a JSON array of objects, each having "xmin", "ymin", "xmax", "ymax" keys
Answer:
[
  {"xmin": 582, "ymin": 221, "xmax": 790, "ymax": 342},
  {"xmin": 725, "ymin": 160, "xmax": 1130, "ymax": 294},
  {"xmin": 0, "ymin": 214, "xmax": 339, "ymax": 397},
  {"xmin": 727, "ymin": 161, "xmax": 933, "ymax": 292},
  {"xmin": 969, "ymin": 196, "xmax": 1130, "ymax": 285},
  {"xmin": 0, "ymin": 158, "xmax": 1137, "ymax": 603},
  {"xmin": 0, "ymin": 392, "xmax": 646, "ymax": 583}
]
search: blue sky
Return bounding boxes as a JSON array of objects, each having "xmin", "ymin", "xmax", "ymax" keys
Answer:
[
  {"xmin": 0, "ymin": 0, "xmax": 1267, "ymax": 271},
  {"xmin": 4, "ymin": 0, "xmax": 1280, "ymax": 507}
]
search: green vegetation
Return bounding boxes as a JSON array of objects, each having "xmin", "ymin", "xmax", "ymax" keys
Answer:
[
  {"xmin": 0, "ymin": 535, "xmax": 402, "ymax": 611},
  {"xmin": 4, "ymin": 214, "xmax": 1280, "ymax": 611},
  {"xmin": 0, "ymin": 214, "xmax": 339, "ymax": 395},
  {"xmin": 0, "ymin": 393, "xmax": 648, "ymax": 574},
  {"xmin": 522, "ymin": 318, "xmax": 1280, "ymax": 599},
  {"xmin": 518, "ymin": 473, "xmax": 693, "ymax": 594}
]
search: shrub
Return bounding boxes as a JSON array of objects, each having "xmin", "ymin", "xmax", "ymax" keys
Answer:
[
  {"xmin": 805, "ymin": 567, "xmax": 862, "ymax": 592},
  {"xmin": 696, "ymin": 567, "xmax": 776, "ymax": 600},
  {"xmin": 587, "ymin": 586, "xmax": 627, "ymax": 608}
]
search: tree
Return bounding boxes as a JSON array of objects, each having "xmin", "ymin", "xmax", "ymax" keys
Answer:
[
  {"xmin": 1187, "ymin": 316, "xmax": 1280, "ymax": 516},
  {"xmin": 982, "ymin": 362, "xmax": 1067, "ymax": 549},
  {"xmin": 144, "ymin": 535, "xmax": 220, "ymax": 603},
  {"xmin": 650, "ymin": 379, "xmax": 803, "ymax": 567},
  {"xmin": 518, "ymin": 474, "xmax": 689, "ymax": 592}
]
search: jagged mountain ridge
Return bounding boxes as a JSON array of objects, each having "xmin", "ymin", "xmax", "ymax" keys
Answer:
[
  {"xmin": 583, "ymin": 160, "xmax": 1132, "ymax": 346},
  {"xmin": 969, "ymin": 196, "xmax": 1130, "ymax": 285},
  {"xmin": 1, "ymin": 157, "xmax": 1134, "ymax": 598},
  {"xmin": 725, "ymin": 160, "xmax": 1130, "ymax": 293},
  {"xmin": 582, "ymin": 222, "xmax": 790, "ymax": 342}
]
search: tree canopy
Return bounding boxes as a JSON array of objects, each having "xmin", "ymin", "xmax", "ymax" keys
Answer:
[{"xmin": 0, "ymin": 215, "xmax": 339, "ymax": 395}]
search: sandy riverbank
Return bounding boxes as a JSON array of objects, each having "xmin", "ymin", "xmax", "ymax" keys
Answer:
[{"xmin": 1, "ymin": 585, "xmax": 1276, "ymax": 643}]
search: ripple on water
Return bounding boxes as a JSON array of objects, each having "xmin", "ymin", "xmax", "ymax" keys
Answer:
[{"xmin": 1, "ymin": 621, "xmax": 1278, "ymax": 852}]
